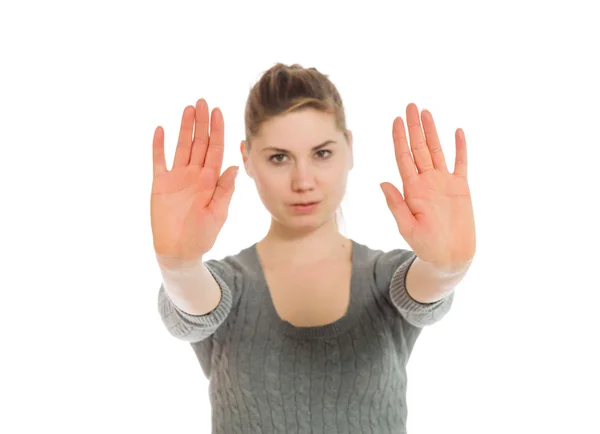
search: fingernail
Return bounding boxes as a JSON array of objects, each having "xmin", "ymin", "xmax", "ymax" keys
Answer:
[{"xmin": 235, "ymin": 167, "xmax": 240, "ymax": 178}]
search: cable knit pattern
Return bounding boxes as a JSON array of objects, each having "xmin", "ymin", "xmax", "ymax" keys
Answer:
[{"xmin": 157, "ymin": 239, "xmax": 454, "ymax": 433}]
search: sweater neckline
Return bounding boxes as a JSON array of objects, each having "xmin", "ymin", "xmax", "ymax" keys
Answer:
[{"xmin": 247, "ymin": 239, "xmax": 364, "ymax": 340}]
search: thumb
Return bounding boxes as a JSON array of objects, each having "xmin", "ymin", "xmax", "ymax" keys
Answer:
[
  {"xmin": 380, "ymin": 182, "xmax": 415, "ymax": 238},
  {"xmin": 210, "ymin": 166, "xmax": 239, "ymax": 210}
]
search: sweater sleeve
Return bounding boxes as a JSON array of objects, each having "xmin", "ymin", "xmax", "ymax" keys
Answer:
[
  {"xmin": 374, "ymin": 248, "xmax": 454, "ymax": 328},
  {"xmin": 157, "ymin": 259, "xmax": 236, "ymax": 343}
]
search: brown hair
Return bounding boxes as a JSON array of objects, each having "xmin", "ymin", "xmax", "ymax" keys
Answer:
[
  {"xmin": 244, "ymin": 63, "xmax": 350, "ymax": 146},
  {"xmin": 243, "ymin": 63, "xmax": 349, "ymax": 231}
]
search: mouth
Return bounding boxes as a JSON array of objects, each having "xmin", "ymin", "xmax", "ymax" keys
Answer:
[{"xmin": 290, "ymin": 201, "xmax": 320, "ymax": 212}]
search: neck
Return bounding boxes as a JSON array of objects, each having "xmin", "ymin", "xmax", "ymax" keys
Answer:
[{"xmin": 258, "ymin": 217, "xmax": 349, "ymax": 265}]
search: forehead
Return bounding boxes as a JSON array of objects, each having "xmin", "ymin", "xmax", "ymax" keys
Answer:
[{"xmin": 255, "ymin": 109, "xmax": 339, "ymax": 148}]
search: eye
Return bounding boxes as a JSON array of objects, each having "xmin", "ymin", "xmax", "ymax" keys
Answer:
[
  {"xmin": 316, "ymin": 150, "xmax": 332, "ymax": 159},
  {"xmin": 269, "ymin": 153, "xmax": 287, "ymax": 163},
  {"xmin": 269, "ymin": 149, "xmax": 332, "ymax": 165}
]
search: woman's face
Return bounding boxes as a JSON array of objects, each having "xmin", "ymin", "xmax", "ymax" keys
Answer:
[{"xmin": 241, "ymin": 108, "xmax": 353, "ymax": 229}]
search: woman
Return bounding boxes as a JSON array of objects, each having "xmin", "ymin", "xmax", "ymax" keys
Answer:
[{"xmin": 151, "ymin": 63, "xmax": 476, "ymax": 433}]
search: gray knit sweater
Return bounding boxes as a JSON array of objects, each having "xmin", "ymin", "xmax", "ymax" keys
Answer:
[{"xmin": 157, "ymin": 239, "xmax": 454, "ymax": 433}]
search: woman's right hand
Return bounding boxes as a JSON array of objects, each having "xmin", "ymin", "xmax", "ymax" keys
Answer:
[{"xmin": 151, "ymin": 98, "xmax": 239, "ymax": 265}]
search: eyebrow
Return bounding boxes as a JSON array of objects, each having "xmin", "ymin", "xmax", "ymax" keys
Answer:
[{"xmin": 262, "ymin": 140, "xmax": 337, "ymax": 153}]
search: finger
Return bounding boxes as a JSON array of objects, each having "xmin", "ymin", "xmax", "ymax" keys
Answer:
[
  {"xmin": 208, "ymin": 165, "xmax": 239, "ymax": 214},
  {"xmin": 453, "ymin": 128, "xmax": 468, "ymax": 179},
  {"xmin": 190, "ymin": 98, "xmax": 210, "ymax": 166},
  {"xmin": 392, "ymin": 116, "xmax": 418, "ymax": 185},
  {"xmin": 406, "ymin": 103, "xmax": 434, "ymax": 174},
  {"xmin": 172, "ymin": 105, "xmax": 195, "ymax": 169},
  {"xmin": 421, "ymin": 109, "xmax": 449, "ymax": 172},
  {"xmin": 203, "ymin": 107, "xmax": 225, "ymax": 176},
  {"xmin": 380, "ymin": 182, "xmax": 416, "ymax": 240},
  {"xmin": 152, "ymin": 126, "xmax": 167, "ymax": 177}
]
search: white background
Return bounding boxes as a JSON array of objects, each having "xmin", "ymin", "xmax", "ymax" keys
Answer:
[{"xmin": 1, "ymin": 0, "xmax": 599, "ymax": 433}]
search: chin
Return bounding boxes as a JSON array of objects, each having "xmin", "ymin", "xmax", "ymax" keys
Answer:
[{"xmin": 287, "ymin": 206, "xmax": 334, "ymax": 226}]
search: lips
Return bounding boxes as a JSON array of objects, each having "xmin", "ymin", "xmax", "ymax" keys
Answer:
[{"xmin": 292, "ymin": 201, "xmax": 318, "ymax": 206}]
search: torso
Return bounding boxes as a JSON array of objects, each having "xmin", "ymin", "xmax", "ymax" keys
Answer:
[{"xmin": 257, "ymin": 239, "xmax": 353, "ymax": 328}]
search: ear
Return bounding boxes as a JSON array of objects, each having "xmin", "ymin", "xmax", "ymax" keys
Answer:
[
  {"xmin": 240, "ymin": 140, "xmax": 253, "ymax": 178},
  {"xmin": 346, "ymin": 130, "xmax": 354, "ymax": 170},
  {"xmin": 240, "ymin": 140, "xmax": 247, "ymax": 162}
]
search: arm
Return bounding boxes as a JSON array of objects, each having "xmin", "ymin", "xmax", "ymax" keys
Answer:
[
  {"xmin": 379, "ymin": 103, "xmax": 476, "ymax": 326},
  {"xmin": 156, "ymin": 256, "xmax": 233, "ymax": 343},
  {"xmin": 158, "ymin": 255, "xmax": 222, "ymax": 315},
  {"xmin": 377, "ymin": 250, "xmax": 457, "ymax": 328},
  {"xmin": 405, "ymin": 257, "xmax": 472, "ymax": 304}
]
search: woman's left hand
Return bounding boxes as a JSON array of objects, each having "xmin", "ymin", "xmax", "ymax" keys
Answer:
[{"xmin": 380, "ymin": 103, "xmax": 476, "ymax": 270}]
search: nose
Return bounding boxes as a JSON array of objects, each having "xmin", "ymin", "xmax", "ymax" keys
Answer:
[{"xmin": 291, "ymin": 162, "xmax": 316, "ymax": 192}]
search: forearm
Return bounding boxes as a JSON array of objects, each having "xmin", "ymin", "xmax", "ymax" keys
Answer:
[
  {"xmin": 405, "ymin": 257, "xmax": 472, "ymax": 304},
  {"xmin": 157, "ymin": 255, "xmax": 222, "ymax": 316}
]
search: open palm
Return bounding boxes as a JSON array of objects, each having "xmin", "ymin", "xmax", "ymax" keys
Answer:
[
  {"xmin": 380, "ymin": 103, "xmax": 476, "ymax": 269},
  {"xmin": 151, "ymin": 99, "xmax": 238, "ymax": 263}
]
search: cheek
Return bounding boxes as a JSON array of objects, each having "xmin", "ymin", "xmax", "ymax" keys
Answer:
[
  {"xmin": 329, "ymin": 172, "xmax": 349, "ymax": 202},
  {"xmin": 253, "ymin": 171, "xmax": 283, "ymax": 200},
  {"xmin": 326, "ymin": 167, "xmax": 348, "ymax": 189}
]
